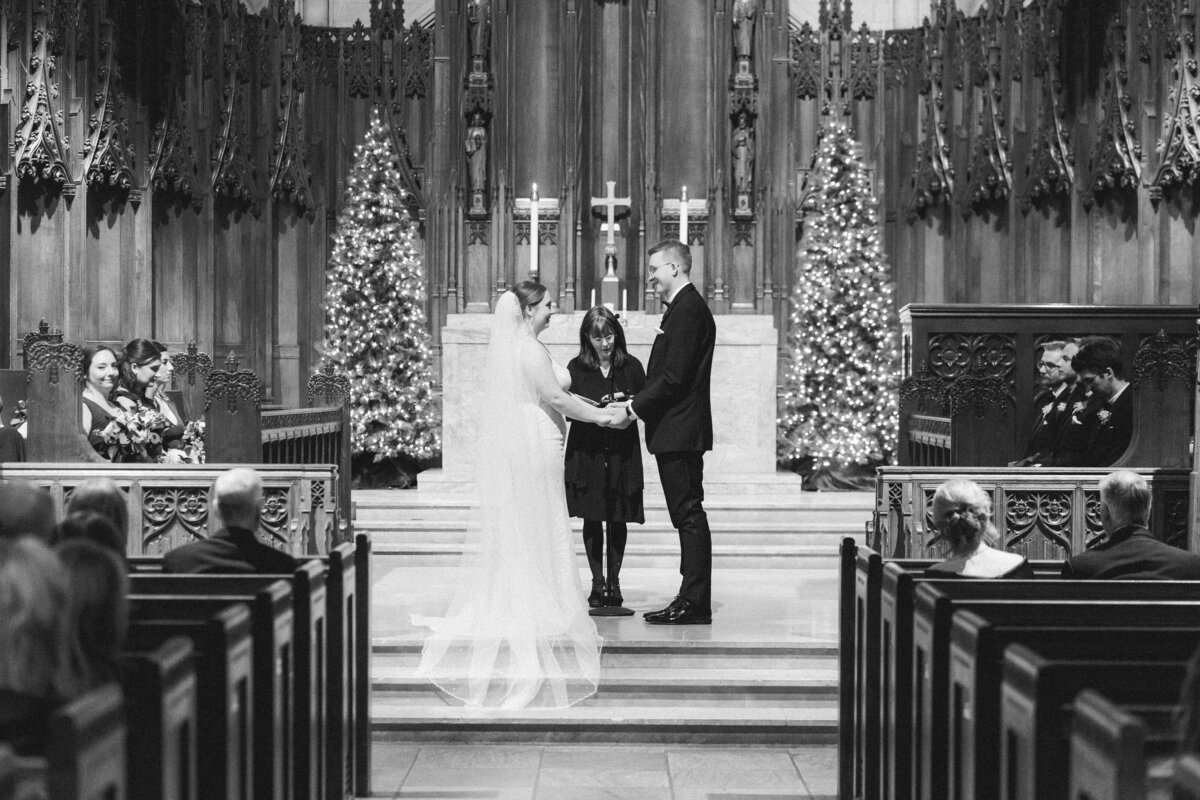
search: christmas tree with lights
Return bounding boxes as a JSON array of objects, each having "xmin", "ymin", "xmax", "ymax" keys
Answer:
[
  {"xmin": 778, "ymin": 121, "xmax": 899, "ymax": 475},
  {"xmin": 322, "ymin": 106, "xmax": 440, "ymax": 463}
]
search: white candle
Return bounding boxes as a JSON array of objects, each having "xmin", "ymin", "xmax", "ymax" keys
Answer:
[
  {"xmin": 530, "ymin": 183, "xmax": 539, "ymax": 278},
  {"xmin": 622, "ymin": 289, "xmax": 627, "ymax": 312},
  {"xmin": 680, "ymin": 185, "xmax": 688, "ymax": 245},
  {"xmin": 590, "ymin": 288, "xmax": 596, "ymax": 308}
]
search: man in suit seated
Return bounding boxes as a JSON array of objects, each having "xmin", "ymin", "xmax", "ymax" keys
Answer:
[
  {"xmin": 1010, "ymin": 340, "xmax": 1076, "ymax": 466},
  {"xmin": 1070, "ymin": 336, "xmax": 1133, "ymax": 467},
  {"xmin": 0, "ymin": 394, "xmax": 25, "ymax": 463},
  {"xmin": 1061, "ymin": 470, "xmax": 1200, "ymax": 579},
  {"xmin": 164, "ymin": 468, "xmax": 297, "ymax": 574}
]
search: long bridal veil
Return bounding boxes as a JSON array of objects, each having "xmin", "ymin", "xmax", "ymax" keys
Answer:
[{"xmin": 412, "ymin": 291, "xmax": 602, "ymax": 709}]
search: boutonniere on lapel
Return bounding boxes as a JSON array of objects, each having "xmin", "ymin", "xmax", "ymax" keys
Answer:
[
  {"xmin": 1040, "ymin": 402, "xmax": 1053, "ymax": 417},
  {"xmin": 1097, "ymin": 408, "xmax": 1112, "ymax": 427},
  {"xmin": 1056, "ymin": 402, "xmax": 1067, "ymax": 413},
  {"xmin": 1072, "ymin": 400, "xmax": 1086, "ymax": 414}
]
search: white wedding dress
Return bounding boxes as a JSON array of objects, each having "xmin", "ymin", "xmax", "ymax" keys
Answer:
[{"xmin": 412, "ymin": 293, "xmax": 602, "ymax": 709}]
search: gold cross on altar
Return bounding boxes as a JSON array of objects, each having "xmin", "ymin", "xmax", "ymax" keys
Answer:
[{"xmin": 590, "ymin": 181, "xmax": 632, "ymax": 251}]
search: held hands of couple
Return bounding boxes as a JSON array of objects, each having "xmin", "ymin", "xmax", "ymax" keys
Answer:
[{"xmin": 606, "ymin": 401, "xmax": 634, "ymax": 430}]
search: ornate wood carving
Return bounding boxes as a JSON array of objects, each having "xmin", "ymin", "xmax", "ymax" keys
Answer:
[
  {"xmin": 882, "ymin": 28, "xmax": 919, "ymax": 89},
  {"xmin": 301, "ymin": 27, "xmax": 342, "ymax": 88},
  {"xmin": 50, "ymin": 0, "xmax": 83, "ymax": 56},
  {"xmin": 1133, "ymin": 329, "xmax": 1196, "ymax": 390},
  {"xmin": 142, "ymin": 487, "xmax": 210, "ymax": 548},
  {"xmin": 173, "ymin": 341, "xmax": 213, "ymax": 387},
  {"xmin": 1138, "ymin": 0, "xmax": 1177, "ymax": 63},
  {"xmin": 466, "ymin": 220, "xmax": 489, "ymax": 245},
  {"xmin": 1022, "ymin": 0, "xmax": 1073, "ymax": 210},
  {"xmin": 150, "ymin": 87, "xmax": 202, "ymax": 207},
  {"xmin": 945, "ymin": 370, "xmax": 1009, "ymax": 417},
  {"xmin": 271, "ymin": 4, "xmax": 314, "ymax": 213},
  {"xmin": 1087, "ymin": 18, "xmax": 1142, "ymax": 204},
  {"xmin": 402, "ymin": 20, "xmax": 432, "ymax": 99},
  {"xmin": 899, "ymin": 362, "xmax": 947, "ymax": 409},
  {"xmin": 345, "ymin": 20, "xmax": 372, "ymax": 98},
  {"xmin": 205, "ymin": 353, "xmax": 262, "ymax": 412},
  {"xmin": 307, "ymin": 363, "xmax": 351, "ymax": 406},
  {"xmin": 1163, "ymin": 490, "xmax": 1190, "ymax": 549},
  {"xmin": 1083, "ymin": 489, "xmax": 1104, "ymax": 548},
  {"xmin": 24, "ymin": 329, "xmax": 82, "ymax": 386},
  {"xmin": 184, "ymin": 1, "xmax": 208, "ymax": 73},
  {"xmin": 244, "ymin": 10, "xmax": 272, "ymax": 89},
  {"xmin": 963, "ymin": 3, "xmax": 1012, "ymax": 211},
  {"xmin": 1150, "ymin": 3, "xmax": 1200, "ymax": 194},
  {"xmin": 82, "ymin": 22, "xmax": 137, "ymax": 196},
  {"xmin": 791, "ymin": 22, "xmax": 820, "ymax": 99},
  {"xmin": 1005, "ymin": 490, "xmax": 1072, "ymax": 553},
  {"xmin": 14, "ymin": 3, "xmax": 74, "ymax": 193},
  {"xmin": 926, "ymin": 333, "xmax": 1016, "ymax": 383},
  {"xmin": 211, "ymin": 4, "xmax": 260, "ymax": 210},
  {"xmin": 848, "ymin": 22, "xmax": 878, "ymax": 101},
  {"xmin": 910, "ymin": 10, "xmax": 953, "ymax": 214}
]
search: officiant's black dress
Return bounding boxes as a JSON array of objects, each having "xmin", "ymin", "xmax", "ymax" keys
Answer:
[{"xmin": 564, "ymin": 357, "xmax": 646, "ymax": 524}]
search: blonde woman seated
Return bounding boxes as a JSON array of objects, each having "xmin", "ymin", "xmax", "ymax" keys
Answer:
[{"xmin": 927, "ymin": 479, "xmax": 1034, "ymax": 579}]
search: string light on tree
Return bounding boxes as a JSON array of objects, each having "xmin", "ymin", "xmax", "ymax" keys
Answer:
[
  {"xmin": 322, "ymin": 106, "xmax": 440, "ymax": 463},
  {"xmin": 778, "ymin": 121, "xmax": 899, "ymax": 471}
]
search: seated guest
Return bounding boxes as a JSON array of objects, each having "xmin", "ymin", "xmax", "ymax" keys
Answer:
[
  {"xmin": 113, "ymin": 338, "xmax": 163, "ymax": 413},
  {"xmin": 927, "ymin": 479, "xmax": 1034, "ymax": 578},
  {"xmin": 65, "ymin": 478, "xmax": 129, "ymax": 552},
  {"xmin": 1010, "ymin": 340, "xmax": 1076, "ymax": 466},
  {"xmin": 80, "ymin": 345, "xmax": 125, "ymax": 460},
  {"xmin": 0, "ymin": 481, "xmax": 56, "ymax": 542},
  {"xmin": 55, "ymin": 539, "xmax": 128, "ymax": 694},
  {"xmin": 0, "ymin": 536, "xmax": 68, "ymax": 756},
  {"xmin": 1071, "ymin": 336, "xmax": 1133, "ymax": 467},
  {"xmin": 1061, "ymin": 470, "xmax": 1200, "ymax": 579},
  {"xmin": 0, "ymin": 395, "xmax": 25, "ymax": 463},
  {"xmin": 164, "ymin": 468, "xmax": 297, "ymax": 574},
  {"xmin": 53, "ymin": 512, "xmax": 126, "ymax": 562}
]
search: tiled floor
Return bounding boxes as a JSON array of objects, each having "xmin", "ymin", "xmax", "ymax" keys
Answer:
[{"xmin": 370, "ymin": 742, "xmax": 837, "ymax": 800}]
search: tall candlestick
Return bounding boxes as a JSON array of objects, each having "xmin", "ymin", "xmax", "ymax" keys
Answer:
[
  {"xmin": 680, "ymin": 185, "xmax": 688, "ymax": 245},
  {"xmin": 590, "ymin": 288, "xmax": 596, "ymax": 308},
  {"xmin": 530, "ymin": 183, "xmax": 539, "ymax": 278},
  {"xmin": 622, "ymin": 289, "xmax": 627, "ymax": 312}
]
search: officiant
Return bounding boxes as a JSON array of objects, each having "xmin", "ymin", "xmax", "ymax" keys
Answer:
[{"xmin": 564, "ymin": 307, "xmax": 646, "ymax": 612}]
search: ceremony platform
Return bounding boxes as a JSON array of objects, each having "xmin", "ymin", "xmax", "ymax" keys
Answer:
[{"xmin": 362, "ymin": 477, "xmax": 872, "ymax": 751}]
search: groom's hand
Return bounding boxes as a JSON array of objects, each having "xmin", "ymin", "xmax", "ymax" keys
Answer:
[{"xmin": 609, "ymin": 407, "xmax": 634, "ymax": 430}]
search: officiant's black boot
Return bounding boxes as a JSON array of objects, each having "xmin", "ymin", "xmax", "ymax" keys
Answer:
[
  {"xmin": 583, "ymin": 520, "xmax": 605, "ymax": 608},
  {"xmin": 603, "ymin": 521, "xmax": 628, "ymax": 607}
]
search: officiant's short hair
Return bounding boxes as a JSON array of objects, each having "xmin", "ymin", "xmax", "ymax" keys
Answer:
[{"xmin": 648, "ymin": 239, "xmax": 692, "ymax": 273}]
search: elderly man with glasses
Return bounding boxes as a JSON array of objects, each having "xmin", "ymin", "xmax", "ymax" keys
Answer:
[{"xmin": 1009, "ymin": 340, "xmax": 1078, "ymax": 467}]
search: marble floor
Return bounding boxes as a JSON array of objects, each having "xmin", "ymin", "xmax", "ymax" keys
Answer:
[{"xmin": 370, "ymin": 742, "xmax": 838, "ymax": 800}]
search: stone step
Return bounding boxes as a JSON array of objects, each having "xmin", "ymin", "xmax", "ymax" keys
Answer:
[
  {"xmin": 371, "ymin": 543, "xmax": 841, "ymax": 569},
  {"xmin": 372, "ymin": 640, "xmax": 838, "ymax": 671},
  {"xmin": 370, "ymin": 703, "xmax": 839, "ymax": 744},
  {"xmin": 359, "ymin": 519, "xmax": 863, "ymax": 547},
  {"xmin": 404, "ymin": 471, "xmax": 838, "ymax": 497}
]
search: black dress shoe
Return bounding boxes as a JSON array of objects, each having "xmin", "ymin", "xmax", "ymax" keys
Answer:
[
  {"xmin": 588, "ymin": 580, "xmax": 605, "ymax": 609},
  {"xmin": 645, "ymin": 597, "xmax": 712, "ymax": 625},
  {"xmin": 643, "ymin": 596, "xmax": 684, "ymax": 620}
]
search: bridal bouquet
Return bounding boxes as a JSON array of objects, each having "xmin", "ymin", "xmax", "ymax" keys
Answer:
[
  {"xmin": 160, "ymin": 420, "xmax": 207, "ymax": 464},
  {"xmin": 96, "ymin": 407, "xmax": 171, "ymax": 463}
]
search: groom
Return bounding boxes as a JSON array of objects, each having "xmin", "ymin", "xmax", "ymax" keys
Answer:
[{"xmin": 615, "ymin": 239, "xmax": 716, "ymax": 624}]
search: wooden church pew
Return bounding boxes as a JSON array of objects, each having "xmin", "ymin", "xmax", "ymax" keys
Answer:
[
  {"xmin": 1000, "ymin": 645, "xmax": 1189, "ymax": 800},
  {"xmin": 118, "ymin": 638, "xmax": 198, "ymax": 800},
  {"xmin": 125, "ymin": 603, "xmax": 253, "ymax": 800},
  {"xmin": 126, "ymin": 535, "xmax": 365, "ymax": 800},
  {"xmin": 129, "ymin": 564, "xmax": 326, "ymax": 800},
  {"xmin": 1174, "ymin": 753, "xmax": 1200, "ymax": 799},
  {"xmin": 947, "ymin": 610, "xmax": 1200, "ymax": 800},
  {"xmin": 129, "ymin": 585, "xmax": 294, "ymax": 800},
  {"xmin": 1069, "ymin": 690, "xmax": 1180, "ymax": 800},
  {"xmin": 0, "ymin": 745, "xmax": 14, "ymax": 800},
  {"xmin": 11, "ymin": 683, "xmax": 127, "ymax": 800},
  {"xmin": 911, "ymin": 585, "xmax": 1200, "ymax": 800}
]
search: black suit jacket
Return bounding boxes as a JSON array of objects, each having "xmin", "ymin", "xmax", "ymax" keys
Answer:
[
  {"xmin": 1061, "ymin": 525, "xmax": 1200, "ymax": 580},
  {"xmin": 163, "ymin": 525, "xmax": 298, "ymax": 575},
  {"xmin": 1083, "ymin": 386, "xmax": 1133, "ymax": 467},
  {"xmin": 1022, "ymin": 384, "xmax": 1070, "ymax": 461},
  {"xmin": 1049, "ymin": 383, "xmax": 1099, "ymax": 467},
  {"xmin": 631, "ymin": 283, "xmax": 716, "ymax": 454}
]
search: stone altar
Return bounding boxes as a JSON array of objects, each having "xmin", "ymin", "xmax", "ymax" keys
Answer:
[{"xmin": 423, "ymin": 311, "xmax": 779, "ymax": 492}]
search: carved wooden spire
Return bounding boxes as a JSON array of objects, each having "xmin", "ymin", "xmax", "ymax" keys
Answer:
[
  {"xmin": 1087, "ymin": 15, "xmax": 1141, "ymax": 205},
  {"xmin": 963, "ymin": 2, "xmax": 1012, "ymax": 211},
  {"xmin": 1022, "ymin": 0, "xmax": 1074, "ymax": 209},
  {"xmin": 910, "ymin": 3, "xmax": 953, "ymax": 215},
  {"xmin": 270, "ymin": 0, "xmax": 314, "ymax": 213},
  {"xmin": 211, "ymin": 2, "xmax": 260, "ymax": 210},
  {"xmin": 1150, "ymin": 2, "xmax": 1200, "ymax": 195},
  {"xmin": 14, "ymin": 2, "xmax": 73, "ymax": 194},
  {"xmin": 82, "ymin": 21, "xmax": 137, "ymax": 196}
]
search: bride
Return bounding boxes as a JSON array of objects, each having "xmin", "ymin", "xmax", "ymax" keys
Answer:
[{"xmin": 413, "ymin": 281, "xmax": 621, "ymax": 709}]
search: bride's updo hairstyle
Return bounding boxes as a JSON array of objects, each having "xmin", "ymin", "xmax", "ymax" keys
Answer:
[
  {"xmin": 931, "ymin": 479, "xmax": 999, "ymax": 554},
  {"xmin": 116, "ymin": 338, "xmax": 162, "ymax": 401},
  {"xmin": 510, "ymin": 280, "xmax": 547, "ymax": 318},
  {"xmin": 576, "ymin": 306, "xmax": 630, "ymax": 370}
]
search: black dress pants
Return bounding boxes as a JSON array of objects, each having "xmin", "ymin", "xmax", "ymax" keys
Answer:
[{"xmin": 654, "ymin": 451, "xmax": 712, "ymax": 614}]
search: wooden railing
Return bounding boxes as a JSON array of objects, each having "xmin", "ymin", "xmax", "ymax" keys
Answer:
[{"xmin": 906, "ymin": 413, "xmax": 952, "ymax": 466}]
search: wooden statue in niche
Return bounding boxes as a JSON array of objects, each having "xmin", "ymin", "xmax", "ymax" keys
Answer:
[
  {"xmin": 468, "ymin": 0, "xmax": 491, "ymax": 70},
  {"xmin": 732, "ymin": 0, "xmax": 756, "ymax": 66},
  {"xmin": 732, "ymin": 110, "xmax": 755, "ymax": 201}
]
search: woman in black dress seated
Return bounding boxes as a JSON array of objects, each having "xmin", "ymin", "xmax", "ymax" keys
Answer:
[
  {"xmin": 149, "ymin": 341, "xmax": 186, "ymax": 450},
  {"xmin": 927, "ymin": 479, "xmax": 1034, "ymax": 578},
  {"xmin": 114, "ymin": 338, "xmax": 181, "ymax": 459},
  {"xmin": 564, "ymin": 307, "xmax": 646, "ymax": 609},
  {"xmin": 80, "ymin": 346, "xmax": 125, "ymax": 460}
]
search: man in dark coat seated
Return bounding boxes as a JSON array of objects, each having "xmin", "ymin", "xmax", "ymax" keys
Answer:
[
  {"xmin": 1071, "ymin": 336, "xmax": 1133, "ymax": 468},
  {"xmin": 1061, "ymin": 470, "xmax": 1200, "ymax": 580},
  {"xmin": 164, "ymin": 468, "xmax": 297, "ymax": 574},
  {"xmin": 1010, "ymin": 340, "xmax": 1076, "ymax": 466}
]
